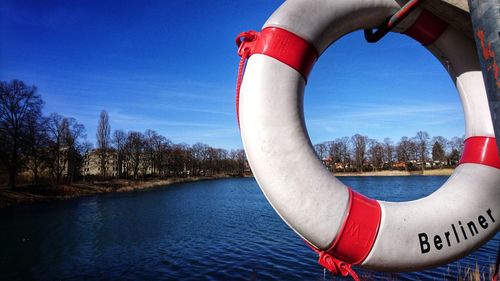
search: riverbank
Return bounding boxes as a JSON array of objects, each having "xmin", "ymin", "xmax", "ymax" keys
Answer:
[
  {"xmin": 0, "ymin": 175, "xmax": 236, "ymax": 209},
  {"xmin": 335, "ymin": 168, "xmax": 454, "ymax": 177},
  {"xmin": 0, "ymin": 169, "xmax": 455, "ymax": 208}
]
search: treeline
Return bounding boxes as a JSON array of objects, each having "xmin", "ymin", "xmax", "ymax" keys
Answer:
[
  {"xmin": 91, "ymin": 110, "xmax": 246, "ymax": 181},
  {"xmin": 0, "ymin": 79, "xmax": 466, "ymax": 188},
  {"xmin": 313, "ymin": 132, "xmax": 464, "ymax": 173},
  {"xmin": 0, "ymin": 80, "xmax": 246, "ymax": 188}
]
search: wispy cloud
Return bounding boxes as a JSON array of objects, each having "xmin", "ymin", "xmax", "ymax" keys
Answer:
[
  {"xmin": 309, "ymin": 101, "xmax": 459, "ymax": 118},
  {"xmin": 167, "ymin": 128, "xmax": 242, "ymax": 148},
  {"xmin": 305, "ymin": 101, "xmax": 463, "ymax": 142},
  {"xmin": 91, "ymin": 109, "xmax": 224, "ymax": 129}
]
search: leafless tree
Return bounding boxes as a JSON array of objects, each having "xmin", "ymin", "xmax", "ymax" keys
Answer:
[
  {"xmin": 325, "ymin": 141, "xmax": 336, "ymax": 172},
  {"xmin": 46, "ymin": 113, "xmax": 85, "ymax": 184},
  {"xmin": 112, "ymin": 129, "xmax": 127, "ymax": 178},
  {"xmin": 169, "ymin": 143, "xmax": 191, "ymax": 176},
  {"xmin": 314, "ymin": 143, "xmax": 328, "ymax": 160},
  {"xmin": 63, "ymin": 118, "xmax": 85, "ymax": 183},
  {"xmin": 351, "ymin": 134, "xmax": 368, "ymax": 172},
  {"xmin": 24, "ymin": 115, "xmax": 48, "ymax": 185},
  {"xmin": 213, "ymin": 148, "xmax": 228, "ymax": 174},
  {"xmin": 206, "ymin": 147, "xmax": 219, "ymax": 175},
  {"xmin": 414, "ymin": 131, "xmax": 430, "ymax": 171},
  {"xmin": 144, "ymin": 129, "xmax": 166, "ymax": 177},
  {"xmin": 431, "ymin": 136, "xmax": 448, "ymax": 168},
  {"xmin": 230, "ymin": 149, "xmax": 246, "ymax": 174},
  {"xmin": 125, "ymin": 131, "xmax": 144, "ymax": 180},
  {"xmin": 96, "ymin": 110, "xmax": 111, "ymax": 179},
  {"xmin": 157, "ymin": 139, "xmax": 173, "ymax": 178},
  {"xmin": 0, "ymin": 80, "xmax": 43, "ymax": 188},
  {"xmin": 448, "ymin": 136, "xmax": 464, "ymax": 164},
  {"xmin": 191, "ymin": 142, "xmax": 210, "ymax": 175},
  {"xmin": 368, "ymin": 139, "xmax": 384, "ymax": 171},
  {"xmin": 396, "ymin": 136, "xmax": 414, "ymax": 171},
  {"xmin": 383, "ymin": 138, "xmax": 394, "ymax": 170},
  {"xmin": 335, "ymin": 137, "xmax": 351, "ymax": 172}
]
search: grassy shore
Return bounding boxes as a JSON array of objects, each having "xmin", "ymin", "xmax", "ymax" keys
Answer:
[
  {"xmin": 0, "ymin": 175, "xmax": 235, "ymax": 209},
  {"xmin": 335, "ymin": 168, "xmax": 454, "ymax": 177}
]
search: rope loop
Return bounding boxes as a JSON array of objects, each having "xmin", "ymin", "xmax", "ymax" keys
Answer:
[
  {"xmin": 236, "ymin": 31, "xmax": 259, "ymax": 57},
  {"xmin": 235, "ymin": 30, "xmax": 259, "ymax": 127},
  {"xmin": 318, "ymin": 251, "xmax": 361, "ymax": 281}
]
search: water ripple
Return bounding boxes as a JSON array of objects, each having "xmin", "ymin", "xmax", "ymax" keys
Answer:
[{"xmin": 0, "ymin": 177, "xmax": 497, "ymax": 280}]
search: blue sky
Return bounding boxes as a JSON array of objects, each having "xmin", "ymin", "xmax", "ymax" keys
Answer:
[{"xmin": 0, "ymin": 0, "xmax": 463, "ymax": 149}]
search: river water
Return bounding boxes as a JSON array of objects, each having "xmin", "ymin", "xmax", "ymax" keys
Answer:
[{"xmin": 0, "ymin": 177, "xmax": 498, "ymax": 280}]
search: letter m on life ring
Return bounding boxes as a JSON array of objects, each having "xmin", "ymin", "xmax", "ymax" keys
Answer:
[
  {"xmin": 340, "ymin": 192, "xmax": 381, "ymax": 249},
  {"xmin": 330, "ymin": 192, "xmax": 381, "ymax": 264},
  {"xmin": 344, "ymin": 220, "xmax": 372, "ymax": 247}
]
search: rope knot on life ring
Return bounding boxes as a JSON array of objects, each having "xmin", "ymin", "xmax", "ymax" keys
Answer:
[
  {"xmin": 235, "ymin": 28, "xmax": 319, "ymax": 126},
  {"xmin": 236, "ymin": 31, "xmax": 258, "ymax": 58},
  {"xmin": 317, "ymin": 252, "xmax": 360, "ymax": 281},
  {"xmin": 235, "ymin": 31, "xmax": 258, "ymax": 127}
]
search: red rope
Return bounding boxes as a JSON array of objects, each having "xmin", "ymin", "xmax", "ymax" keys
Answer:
[
  {"xmin": 344, "ymin": 265, "xmax": 361, "ymax": 281},
  {"xmin": 317, "ymin": 251, "xmax": 361, "ymax": 281},
  {"xmin": 236, "ymin": 54, "xmax": 247, "ymax": 128},
  {"xmin": 307, "ymin": 241, "xmax": 361, "ymax": 280},
  {"xmin": 235, "ymin": 31, "xmax": 258, "ymax": 128}
]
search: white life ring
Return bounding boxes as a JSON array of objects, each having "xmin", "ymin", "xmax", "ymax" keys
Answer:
[{"xmin": 237, "ymin": 0, "xmax": 500, "ymax": 273}]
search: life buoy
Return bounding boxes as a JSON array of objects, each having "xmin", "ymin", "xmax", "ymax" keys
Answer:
[{"xmin": 237, "ymin": 0, "xmax": 500, "ymax": 273}]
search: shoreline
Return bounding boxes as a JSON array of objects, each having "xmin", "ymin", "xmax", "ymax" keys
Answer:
[
  {"xmin": 334, "ymin": 168, "xmax": 454, "ymax": 177},
  {"xmin": 0, "ymin": 174, "xmax": 239, "ymax": 209},
  {"xmin": 0, "ymin": 169, "xmax": 454, "ymax": 209}
]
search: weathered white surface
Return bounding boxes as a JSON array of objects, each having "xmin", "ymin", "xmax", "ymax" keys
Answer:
[
  {"xmin": 240, "ymin": 0, "xmax": 498, "ymax": 271},
  {"xmin": 364, "ymin": 164, "xmax": 500, "ymax": 271}
]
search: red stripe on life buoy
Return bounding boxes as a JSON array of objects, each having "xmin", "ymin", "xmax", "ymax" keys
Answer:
[
  {"xmin": 252, "ymin": 27, "xmax": 318, "ymax": 80},
  {"xmin": 459, "ymin": 136, "xmax": 500, "ymax": 169},
  {"xmin": 404, "ymin": 9, "xmax": 448, "ymax": 46},
  {"xmin": 235, "ymin": 27, "xmax": 318, "ymax": 126},
  {"xmin": 325, "ymin": 189, "xmax": 381, "ymax": 265}
]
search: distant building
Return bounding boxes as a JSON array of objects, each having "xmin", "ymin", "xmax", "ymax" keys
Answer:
[
  {"xmin": 81, "ymin": 149, "xmax": 159, "ymax": 178},
  {"xmin": 82, "ymin": 149, "xmax": 120, "ymax": 178}
]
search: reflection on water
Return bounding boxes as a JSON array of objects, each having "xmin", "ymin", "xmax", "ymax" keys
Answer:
[{"xmin": 0, "ymin": 177, "xmax": 498, "ymax": 280}]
